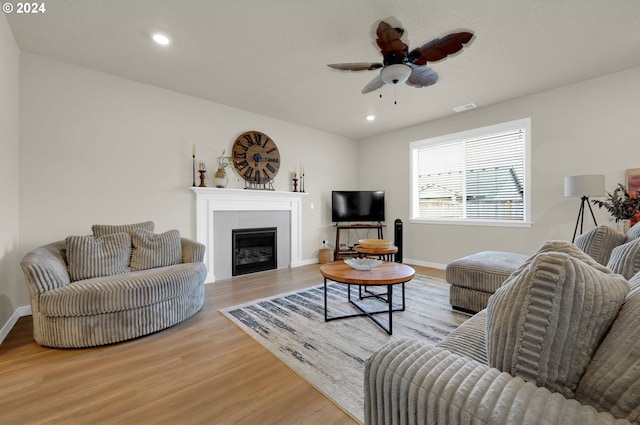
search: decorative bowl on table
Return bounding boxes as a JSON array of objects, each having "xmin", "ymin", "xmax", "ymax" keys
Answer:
[
  {"xmin": 344, "ymin": 257, "xmax": 382, "ymax": 270},
  {"xmin": 358, "ymin": 239, "xmax": 392, "ymax": 249}
]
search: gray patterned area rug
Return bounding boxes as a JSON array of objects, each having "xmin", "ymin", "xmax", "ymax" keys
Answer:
[{"xmin": 220, "ymin": 274, "xmax": 470, "ymax": 424}]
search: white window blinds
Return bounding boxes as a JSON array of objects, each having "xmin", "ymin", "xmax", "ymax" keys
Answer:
[{"xmin": 411, "ymin": 118, "xmax": 530, "ymax": 225}]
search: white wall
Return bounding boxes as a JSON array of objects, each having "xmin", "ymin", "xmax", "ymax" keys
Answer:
[
  {"xmin": 358, "ymin": 66, "xmax": 640, "ymax": 267},
  {"xmin": 18, "ymin": 53, "xmax": 358, "ymax": 301},
  {"xmin": 0, "ymin": 14, "xmax": 21, "ymax": 326}
]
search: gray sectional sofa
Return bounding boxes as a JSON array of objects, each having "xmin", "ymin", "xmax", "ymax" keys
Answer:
[
  {"xmin": 21, "ymin": 221, "xmax": 207, "ymax": 348},
  {"xmin": 365, "ymin": 239, "xmax": 640, "ymax": 425}
]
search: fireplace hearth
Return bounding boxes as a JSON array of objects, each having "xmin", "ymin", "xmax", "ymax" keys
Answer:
[{"xmin": 232, "ymin": 227, "xmax": 277, "ymax": 276}]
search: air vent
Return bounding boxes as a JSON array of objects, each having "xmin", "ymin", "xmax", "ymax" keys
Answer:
[{"xmin": 453, "ymin": 103, "xmax": 477, "ymax": 112}]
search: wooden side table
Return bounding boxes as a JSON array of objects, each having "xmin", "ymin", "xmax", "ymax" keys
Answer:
[{"xmin": 355, "ymin": 245, "xmax": 398, "ymax": 262}]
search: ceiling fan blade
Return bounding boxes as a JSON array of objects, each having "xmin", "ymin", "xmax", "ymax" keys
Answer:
[
  {"xmin": 376, "ymin": 20, "xmax": 408, "ymax": 63},
  {"xmin": 328, "ymin": 62, "xmax": 383, "ymax": 71},
  {"xmin": 361, "ymin": 74, "xmax": 384, "ymax": 94},
  {"xmin": 405, "ymin": 65, "xmax": 439, "ymax": 88},
  {"xmin": 408, "ymin": 32, "xmax": 474, "ymax": 66}
]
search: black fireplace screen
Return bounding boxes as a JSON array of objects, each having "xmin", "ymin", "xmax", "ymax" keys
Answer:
[{"xmin": 232, "ymin": 227, "xmax": 277, "ymax": 276}]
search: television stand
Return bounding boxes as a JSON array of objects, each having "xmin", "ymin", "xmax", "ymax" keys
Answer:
[{"xmin": 334, "ymin": 223, "xmax": 385, "ymax": 260}]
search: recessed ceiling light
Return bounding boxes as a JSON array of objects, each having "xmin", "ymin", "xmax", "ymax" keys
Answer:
[
  {"xmin": 366, "ymin": 115, "xmax": 375, "ymax": 121},
  {"xmin": 152, "ymin": 33, "xmax": 171, "ymax": 45}
]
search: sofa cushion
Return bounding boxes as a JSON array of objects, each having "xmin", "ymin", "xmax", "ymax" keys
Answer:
[
  {"xmin": 575, "ymin": 272, "xmax": 640, "ymax": 423},
  {"xmin": 39, "ymin": 262, "xmax": 207, "ymax": 317},
  {"xmin": 607, "ymin": 237, "xmax": 640, "ymax": 280},
  {"xmin": 437, "ymin": 309, "xmax": 488, "ymax": 364},
  {"xmin": 486, "ymin": 247, "xmax": 629, "ymax": 398},
  {"xmin": 130, "ymin": 229, "xmax": 182, "ymax": 271},
  {"xmin": 65, "ymin": 233, "xmax": 131, "ymax": 282},
  {"xmin": 92, "ymin": 221, "xmax": 155, "ymax": 237},
  {"xmin": 574, "ymin": 224, "xmax": 626, "ymax": 265}
]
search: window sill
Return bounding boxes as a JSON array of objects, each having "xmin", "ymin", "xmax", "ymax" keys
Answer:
[{"xmin": 408, "ymin": 218, "xmax": 532, "ymax": 228}]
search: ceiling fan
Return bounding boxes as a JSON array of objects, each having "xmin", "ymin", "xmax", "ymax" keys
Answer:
[{"xmin": 328, "ymin": 19, "xmax": 474, "ymax": 94}]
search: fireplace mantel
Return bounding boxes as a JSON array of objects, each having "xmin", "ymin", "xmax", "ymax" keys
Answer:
[{"xmin": 190, "ymin": 187, "xmax": 307, "ymax": 282}]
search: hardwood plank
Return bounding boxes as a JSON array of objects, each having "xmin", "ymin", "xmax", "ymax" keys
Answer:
[{"xmin": 0, "ymin": 263, "xmax": 444, "ymax": 424}]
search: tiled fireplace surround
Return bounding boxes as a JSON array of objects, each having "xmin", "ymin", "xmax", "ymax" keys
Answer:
[{"xmin": 191, "ymin": 188, "xmax": 307, "ymax": 282}]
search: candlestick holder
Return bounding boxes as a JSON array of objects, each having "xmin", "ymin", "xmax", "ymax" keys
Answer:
[
  {"xmin": 198, "ymin": 170, "xmax": 207, "ymax": 187},
  {"xmin": 192, "ymin": 155, "xmax": 196, "ymax": 187},
  {"xmin": 300, "ymin": 174, "xmax": 305, "ymax": 192},
  {"xmin": 292, "ymin": 178, "xmax": 299, "ymax": 192}
]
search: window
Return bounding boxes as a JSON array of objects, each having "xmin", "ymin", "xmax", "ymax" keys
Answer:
[{"xmin": 410, "ymin": 118, "xmax": 531, "ymax": 226}]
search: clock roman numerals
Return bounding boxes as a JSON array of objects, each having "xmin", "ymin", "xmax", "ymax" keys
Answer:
[
  {"xmin": 233, "ymin": 151, "xmax": 246, "ymax": 159},
  {"xmin": 266, "ymin": 163, "xmax": 276, "ymax": 174},
  {"xmin": 242, "ymin": 134, "xmax": 255, "ymax": 146},
  {"xmin": 235, "ymin": 140, "xmax": 249, "ymax": 151},
  {"xmin": 243, "ymin": 166, "xmax": 254, "ymax": 179}
]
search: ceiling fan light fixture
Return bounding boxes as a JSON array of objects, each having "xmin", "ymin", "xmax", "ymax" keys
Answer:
[{"xmin": 380, "ymin": 64, "xmax": 412, "ymax": 85}]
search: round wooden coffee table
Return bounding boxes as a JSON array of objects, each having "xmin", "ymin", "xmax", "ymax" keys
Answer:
[{"xmin": 320, "ymin": 260, "xmax": 415, "ymax": 335}]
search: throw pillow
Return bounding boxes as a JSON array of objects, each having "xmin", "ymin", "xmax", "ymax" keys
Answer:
[
  {"xmin": 65, "ymin": 232, "xmax": 131, "ymax": 282},
  {"xmin": 486, "ymin": 251, "xmax": 629, "ymax": 398},
  {"xmin": 575, "ymin": 271, "xmax": 640, "ymax": 422},
  {"xmin": 92, "ymin": 221, "xmax": 155, "ymax": 237},
  {"xmin": 607, "ymin": 237, "xmax": 640, "ymax": 280},
  {"xmin": 627, "ymin": 221, "xmax": 640, "ymax": 241},
  {"xmin": 498, "ymin": 240, "xmax": 611, "ymax": 290},
  {"xmin": 574, "ymin": 224, "xmax": 626, "ymax": 265},
  {"xmin": 129, "ymin": 229, "xmax": 182, "ymax": 271}
]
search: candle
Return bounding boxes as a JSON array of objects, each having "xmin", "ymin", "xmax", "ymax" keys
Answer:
[{"xmin": 192, "ymin": 144, "xmax": 196, "ymax": 156}]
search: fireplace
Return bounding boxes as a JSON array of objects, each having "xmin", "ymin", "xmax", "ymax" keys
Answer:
[
  {"xmin": 191, "ymin": 187, "xmax": 306, "ymax": 282},
  {"xmin": 232, "ymin": 227, "xmax": 277, "ymax": 276}
]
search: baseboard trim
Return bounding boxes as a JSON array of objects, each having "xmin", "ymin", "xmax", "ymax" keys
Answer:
[
  {"xmin": 0, "ymin": 305, "xmax": 31, "ymax": 345},
  {"xmin": 293, "ymin": 258, "xmax": 319, "ymax": 267},
  {"xmin": 403, "ymin": 258, "xmax": 447, "ymax": 270}
]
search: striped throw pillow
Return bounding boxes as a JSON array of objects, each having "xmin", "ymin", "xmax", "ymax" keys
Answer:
[
  {"xmin": 92, "ymin": 221, "xmax": 154, "ymax": 237},
  {"xmin": 65, "ymin": 232, "xmax": 131, "ymax": 282},
  {"xmin": 607, "ymin": 237, "xmax": 640, "ymax": 280},
  {"xmin": 574, "ymin": 224, "xmax": 626, "ymax": 265},
  {"xmin": 129, "ymin": 229, "xmax": 182, "ymax": 271},
  {"xmin": 487, "ymin": 250, "xmax": 629, "ymax": 398}
]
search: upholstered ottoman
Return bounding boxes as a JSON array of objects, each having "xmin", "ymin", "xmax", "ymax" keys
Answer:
[{"xmin": 446, "ymin": 251, "xmax": 528, "ymax": 312}]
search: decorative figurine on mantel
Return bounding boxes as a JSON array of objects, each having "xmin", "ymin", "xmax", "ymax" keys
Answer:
[
  {"xmin": 214, "ymin": 150, "xmax": 231, "ymax": 188},
  {"xmin": 198, "ymin": 161, "xmax": 207, "ymax": 187}
]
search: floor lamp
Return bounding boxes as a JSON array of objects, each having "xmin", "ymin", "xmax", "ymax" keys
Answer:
[{"xmin": 564, "ymin": 174, "xmax": 605, "ymax": 242}]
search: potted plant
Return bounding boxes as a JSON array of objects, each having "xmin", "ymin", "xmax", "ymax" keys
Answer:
[
  {"xmin": 592, "ymin": 183, "xmax": 640, "ymax": 232},
  {"xmin": 214, "ymin": 150, "xmax": 232, "ymax": 188}
]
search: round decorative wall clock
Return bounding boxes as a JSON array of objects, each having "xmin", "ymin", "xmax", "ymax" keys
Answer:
[{"xmin": 232, "ymin": 130, "xmax": 280, "ymax": 190}]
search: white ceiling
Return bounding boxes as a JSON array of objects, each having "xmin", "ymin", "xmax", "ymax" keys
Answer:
[{"xmin": 6, "ymin": 0, "xmax": 640, "ymax": 140}]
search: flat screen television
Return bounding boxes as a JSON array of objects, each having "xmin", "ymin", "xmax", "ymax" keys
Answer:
[{"xmin": 331, "ymin": 190, "xmax": 385, "ymax": 222}]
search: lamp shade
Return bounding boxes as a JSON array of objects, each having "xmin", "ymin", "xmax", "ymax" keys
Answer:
[
  {"xmin": 564, "ymin": 174, "xmax": 605, "ymax": 198},
  {"xmin": 380, "ymin": 64, "xmax": 412, "ymax": 85}
]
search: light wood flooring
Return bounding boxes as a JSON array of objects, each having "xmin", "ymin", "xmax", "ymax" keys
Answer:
[{"xmin": 0, "ymin": 263, "xmax": 444, "ymax": 425}]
